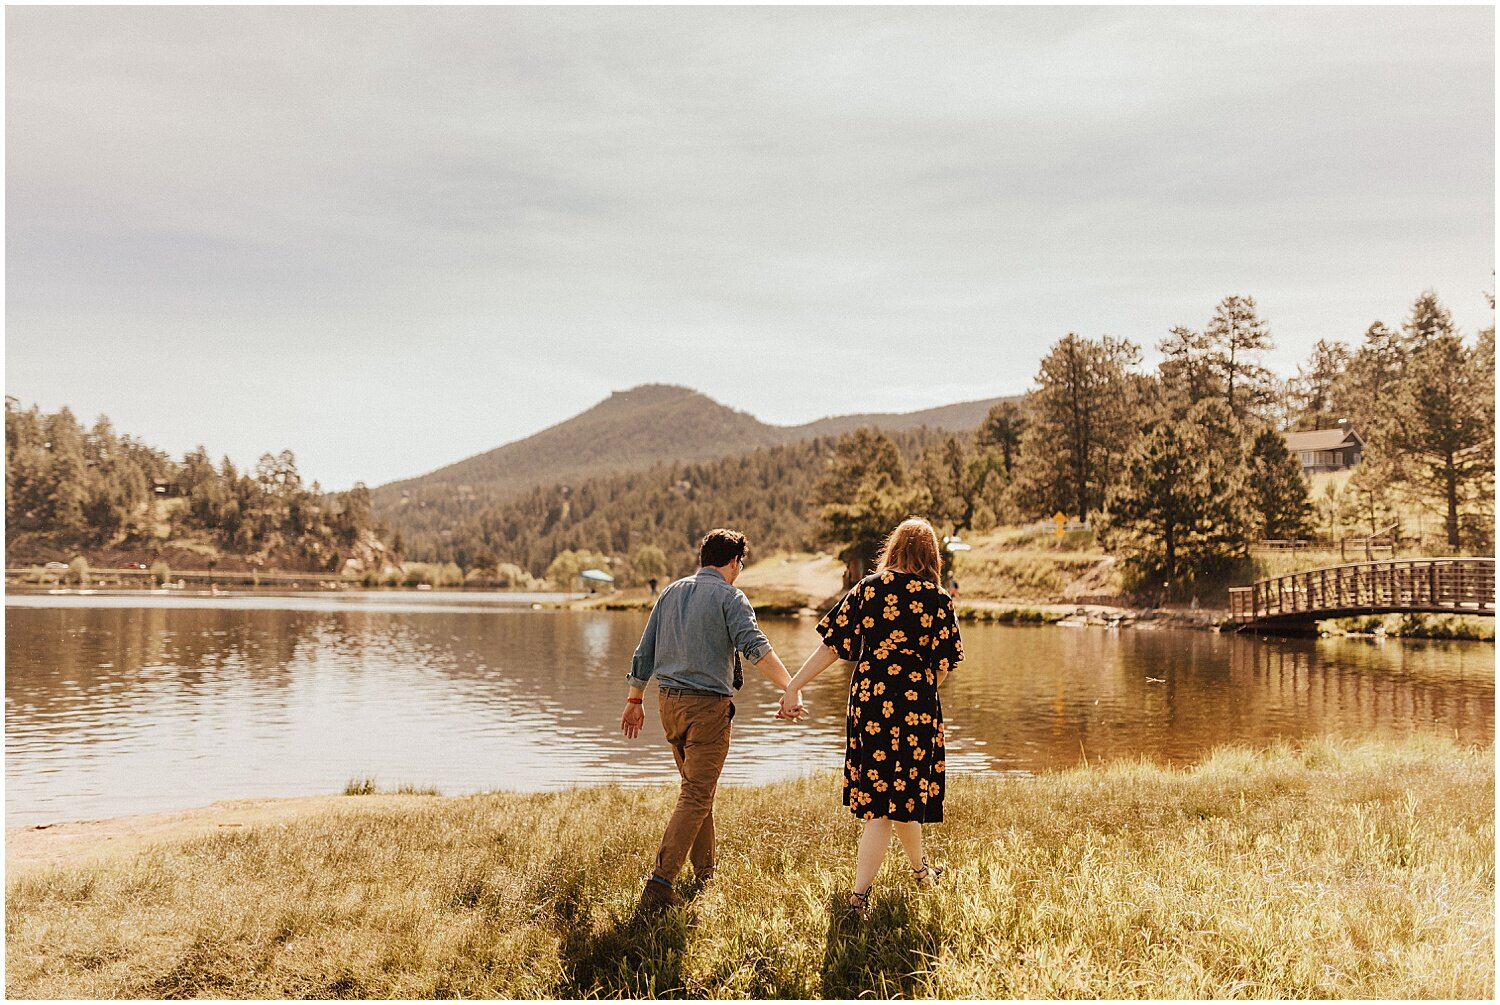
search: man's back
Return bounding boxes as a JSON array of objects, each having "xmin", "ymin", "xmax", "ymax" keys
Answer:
[{"xmin": 629, "ymin": 568, "xmax": 770, "ymax": 695}]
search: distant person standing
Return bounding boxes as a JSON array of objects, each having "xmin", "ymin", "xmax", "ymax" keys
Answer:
[
  {"xmin": 620, "ymin": 529, "xmax": 801, "ymax": 911},
  {"xmin": 946, "ymin": 573, "xmax": 960, "ymax": 600},
  {"xmin": 648, "ymin": 577, "xmax": 659, "ymax": 597}
]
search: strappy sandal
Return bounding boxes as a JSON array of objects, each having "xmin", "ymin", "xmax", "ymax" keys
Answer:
[
  {"xmin": 847, "ymin": 887, "xmax": 873, "ymax": 921},
  {"xmin": 911, "ymin": 860, "xmax": 945, "ymax": 887}
]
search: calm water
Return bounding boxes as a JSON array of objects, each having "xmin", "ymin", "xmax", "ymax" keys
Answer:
[{"xmin": 6, "ymin": 591, "xmax": 1494, "ymax": 826}]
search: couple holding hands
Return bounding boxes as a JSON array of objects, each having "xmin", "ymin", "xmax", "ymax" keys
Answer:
[{"xmin": 620, "ymin": 519, "xmax": 962, "ymax": 919}]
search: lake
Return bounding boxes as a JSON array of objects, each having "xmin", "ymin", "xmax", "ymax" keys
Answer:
[{"xmin": 5, "ymin": 591, "xmax": 1494, "ymax": 827}]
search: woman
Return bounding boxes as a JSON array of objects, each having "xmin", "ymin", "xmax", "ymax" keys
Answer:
[{"xmin": 779, "ymin": 517, "xmax": 963, "ymax": 919}]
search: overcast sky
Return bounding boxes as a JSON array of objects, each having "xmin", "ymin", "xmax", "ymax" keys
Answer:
[{"xmin": 6, "ymin": 5, "xmax": 1494, "ymax": 490}]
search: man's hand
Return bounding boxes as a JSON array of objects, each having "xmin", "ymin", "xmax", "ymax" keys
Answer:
[{"xmin": 621, "ymin": 702, "xmax": 645, "ymax": 739}]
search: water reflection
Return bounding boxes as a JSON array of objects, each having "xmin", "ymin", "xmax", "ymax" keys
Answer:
[{"xmin": 5, "ymin": 596, "xmax": 1493, "ymax": 826}]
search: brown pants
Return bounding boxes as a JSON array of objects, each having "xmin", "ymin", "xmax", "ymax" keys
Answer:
[{"xmin": 653, "ymin": 693, "xmax": 733, "ymax": 883}]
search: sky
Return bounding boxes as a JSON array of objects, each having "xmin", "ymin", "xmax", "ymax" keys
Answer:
[{"xmin": 5, "ymin": 5, "xmax": 1494, "ymax": 491}]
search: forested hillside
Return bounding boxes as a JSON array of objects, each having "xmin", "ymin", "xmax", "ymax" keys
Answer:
[
  {"xmin": 404, "ymin": 428, "xmax": 951, "ymax": 580},
  {"xmin": 5, "ymin": 399, "xmax": 391, "ymax": 571},
  {"xmin": 371, "ymin": 383, "xmax": 1010, "ymax": 532}
]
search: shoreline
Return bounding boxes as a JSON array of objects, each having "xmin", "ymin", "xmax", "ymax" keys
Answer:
[{"xmin": 9, "ymin": 584, "xmax": 1493, "ymax": 640}]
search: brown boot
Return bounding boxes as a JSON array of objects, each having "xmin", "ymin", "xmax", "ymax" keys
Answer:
[{"xmin": 639, "ymin": 880, "xmax": 685, "ymax": 912}]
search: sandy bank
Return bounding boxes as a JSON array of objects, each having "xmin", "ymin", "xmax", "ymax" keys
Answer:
[{"xmin": 5, "ymin": 795, "xmax": 434, "ymax": 875}]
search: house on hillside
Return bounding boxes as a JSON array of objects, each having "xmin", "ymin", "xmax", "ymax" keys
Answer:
[{"xmin": 1282, "ymin": 425, "xmax": 1364, "ymax": 477}]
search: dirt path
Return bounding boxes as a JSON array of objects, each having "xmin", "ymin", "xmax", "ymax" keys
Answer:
[
  {"xmin": 5, "ymin": 796, "xmax": 360, "ymax": 876},
  {"xmin": 737, "ymin": 552, "xmax": 845, "ymax": 604}
]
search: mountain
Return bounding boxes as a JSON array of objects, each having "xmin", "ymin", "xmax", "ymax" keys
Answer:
[{"xmin": 373, "ymin": 384, "xmax": 1013, "ymax": 512}]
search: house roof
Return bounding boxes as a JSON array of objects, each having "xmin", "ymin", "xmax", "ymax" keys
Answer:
[{"xmin": 1282, "ymin": 427, "xmax": 1364, "ymax": 452}]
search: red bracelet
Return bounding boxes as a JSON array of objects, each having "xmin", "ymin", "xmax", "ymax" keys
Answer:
[{"xmin": 626, "ymin": 697, "xmax": 643, "ymax": 704}]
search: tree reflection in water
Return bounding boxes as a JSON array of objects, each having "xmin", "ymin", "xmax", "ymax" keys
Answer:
[{"xmin": 5, "ymin": 598, "xmax": 1492, "ymax": 826}]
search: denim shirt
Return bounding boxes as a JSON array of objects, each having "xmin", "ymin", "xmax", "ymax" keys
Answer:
[{"xmin": 627, "ymin": 567, "xmax": 772, "ymax": 695}]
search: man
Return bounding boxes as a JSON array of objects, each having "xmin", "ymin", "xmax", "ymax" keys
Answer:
[{"xmin": 620, "ymin": 528, "xmax": 801, "ymax": 911}]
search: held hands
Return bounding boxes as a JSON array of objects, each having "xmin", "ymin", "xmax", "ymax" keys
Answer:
[
  {"xmin": 620, "ymin": 701, "xmax": 645, "ymax": 739},
  {"xmin": 776, "ymin": 689, "xmax": 806, "ymax": 722}
]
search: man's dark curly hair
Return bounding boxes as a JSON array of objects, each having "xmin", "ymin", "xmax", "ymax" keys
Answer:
[{"xmin": 699, "ymin": 528, "xmax": 748, "ymax": 568}]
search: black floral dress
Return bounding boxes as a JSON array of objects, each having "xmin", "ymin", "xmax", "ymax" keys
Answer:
[{"xmin": 817, "ymin": 570, "xmax": 964, "ymax": 823}]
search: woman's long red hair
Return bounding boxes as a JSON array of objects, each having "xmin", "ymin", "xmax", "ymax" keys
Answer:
[{"xmin": 873, "ymin": 518, "xmax": 943, "ymax": 586}]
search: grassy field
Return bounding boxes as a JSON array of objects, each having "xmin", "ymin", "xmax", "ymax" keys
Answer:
[{"xmin": 6, "ymin": 735, "xmax": 1492, "ymax": 999}]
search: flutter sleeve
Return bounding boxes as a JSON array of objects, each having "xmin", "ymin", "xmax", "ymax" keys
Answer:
[
  {"xmin": 932, "ymin": 590, "xmax": 964, "ymax": 673},
  {"xmin": 816, "ymin": 584, "xmax": 864, "ymax": 660}
]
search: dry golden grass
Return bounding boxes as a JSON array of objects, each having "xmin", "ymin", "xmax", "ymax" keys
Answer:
[{"xmin": 6, "ymin": 736, "xmax": 1492, "ymax": 999}]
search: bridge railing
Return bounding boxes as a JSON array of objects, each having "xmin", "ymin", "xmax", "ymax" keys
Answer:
[{"xmin": 1227, "ymin": 557, "xmax": 1495, "ymax": 624}]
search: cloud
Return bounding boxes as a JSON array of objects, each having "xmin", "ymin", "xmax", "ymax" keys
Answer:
[{"xmin": 6, "ymin": 6, "xmax": 1493, "ymax": 488}]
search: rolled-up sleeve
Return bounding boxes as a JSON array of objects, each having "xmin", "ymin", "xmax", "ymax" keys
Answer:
[
  {"xmin": 725, "ymin": 589, "xmax": 772, "ymax": 664},
  {"xmin": 628, "ymin": 599, "xmax": 662, "ymax": 686}
]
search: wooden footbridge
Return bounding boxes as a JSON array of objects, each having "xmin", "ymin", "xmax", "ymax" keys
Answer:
[{"xmin": 1227, "ymin": 557, "xmax": 1495, "ymax": 632}]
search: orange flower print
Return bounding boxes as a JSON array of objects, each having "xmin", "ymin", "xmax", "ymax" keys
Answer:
[
  {"xmin": 865, "ymin": 721, "xmax": 881, "ymax": 734},
  {"xmin": 908, "ymin": 767, "xmax": 918, "ymax": 779},
  {"xmin": 873, "ymin": 749, "xmax": 886, "ymax": 761},
  {"xmin": 862, "ymin": 616, "xmax": 875, "ymax": 629},
  {"xmin": 913, "ymin": 748, "xmax": 926, "ymax": 761},
  {"xmin": 873, "ymin": 681, "xmax": 886, "ymax": 695},
  {"xmin": 883, "ymin": 606, "xmax": 899, "ymax": 621},
  {"xmin": 905, "ymin": 712, "xmax": 919, "ymax": 725},
  {"xmin": 938, "ymin": 627, "xmax": 950, "ymax": 640},
  {"xmin": 905, "ymin": 689, "xmax": 919, "ymax": 700},
  {"xmin": 881, "ymin": 701, "xmax": 894, "ymax": 718},
  {"xmin": 908, "ymin": 673, "xmax": 922, "ymax": 683},
  {"xmin": 835, "ymin": 613, "xmax": 848, "ymax": 626},
  {"xmin": 920, "ymin": 713, "xmax": 932, "ymax": 724},
  {"xmin": 880, "ymin": 571, "xmax": 894, "ymax": 583},
  {"xmin": 866, "ymin": 768, "xmax": 880, "ymax": 781},
  {"xmin": 874, "ymin": 780, "xmax": 888, "ymax": 792},
  {"xmin": 936, "ymin": 607, "xmax": 947, "ymax": 620},
  {"xmin": 906, "ymin": 579, "xmax": 923, "ymax": 592},
  {"xmin": 864, "ymin": 586, "xmax": 876, "ymax": 600},
  {"xmin": 888, "ymin": 800, "xmax": 898, "ymax": 815},
  {"xmin": 906, "ymin": 798, "xmax": 916, "ymax": 813},
  {"xmin": 885, "ymin": 594, "xmax": 898, "ymax": 606},
  {"xmin": 920, "ymin": 614, "xmax": 933, "ymax": 628},
  {"xmin": 908, "ymin": 600, "xmax": 924, "ymax": 614},
  {"xmin": 918, "ymin": 635, "xmax": 930, "ymax": 647},
  {"xmin": 935, "ymin": 760, "xmax": 945, "ymax": 773},
  {"xmin": 894, "ymin": 778, "xmax": 906, "ymax": 791},
  {"xmin": 938, "ymin": 658, "xmax": 951, "ymax": 672}
]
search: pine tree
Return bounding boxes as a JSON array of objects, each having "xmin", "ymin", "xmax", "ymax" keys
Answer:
[
  {"xmin": 818, "ymin": 428, "xmax": 933, "ymax": 586},
  {"xmin": 1382, "ymin": 335, "xmax": 1494, "ymax": 549},
  {"xmin": 975, "ymin": 401, "xmax": 1025, "ymax": 476},
  {"xmin": 1400, "ymin": 289, "xmax": 1457, "ymax": 355},
  {"xmin": 1013, "ymin": 334, "xmax": 1144, "ymax": 521},
  {"xmin": 1204, "ymin": 295, "xmax": 1276, "ymax": 421},
  {"xmin": 1247, "ymin": 427, "xmax": 1313, "ymax": 540},
  {"xmin": 1291, "ymin": 339, "xmax": 1352, "ymax": 431},
  {"xmin": 1156, "ymin": 325, "xmax": 1221, "ymax": 416},
  {"xmin": 1100, "ymin": 416, "xmax": 1253, "ymax": 594}
]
